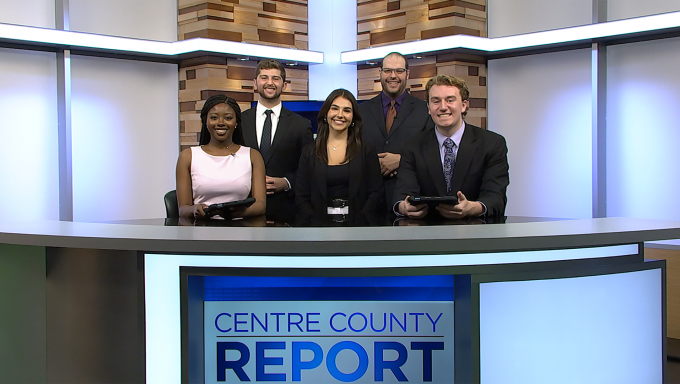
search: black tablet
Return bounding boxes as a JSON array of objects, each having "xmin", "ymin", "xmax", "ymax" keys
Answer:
[
  {"xmin": 204, "ymin": 197, "xmax": 256, "ymax": 216},
  {"xmin": 408, "ymin": 196, "xmax": 459, "ymax": 206}
]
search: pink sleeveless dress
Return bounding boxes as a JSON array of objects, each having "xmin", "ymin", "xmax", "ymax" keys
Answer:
[{"xmin": 190, "ymin": 145, "xmax": 252, "ymax": 206}]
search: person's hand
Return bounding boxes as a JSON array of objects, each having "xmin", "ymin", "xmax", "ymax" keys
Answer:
[
  {"xmin": 266, "ymin": 176, "xmax": 288, "ymax": 194},
  {"xmin": 436, "ymin": 191, "xmax": 483, "ymax": 219},
  {"xmin": 398, "ymin": 196, "xmax": 428, "ymax": 218},
  {"xmin": 378, "ymin": 152, "xmax": 401, "ymax": 177},
  {"xmin": 192, "ymin": 204, "xmax": 208, "ymax": 219}
]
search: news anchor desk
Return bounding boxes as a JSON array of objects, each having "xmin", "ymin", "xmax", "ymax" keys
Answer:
[{"xmin": 1, "ymin": 217, "xmax": 679, "ymax": 384}]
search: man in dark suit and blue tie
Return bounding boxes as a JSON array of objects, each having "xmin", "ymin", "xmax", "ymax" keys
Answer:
[
  {"xmin": 359, "ymin": 52, "xmax": 434, "ymax": 207},
  {"xmin": 240, "ymin": 59, "xmax": 314, "ymax": 221},
  {"xmin": 394, "ymin": 75, "xmax": 509, "ymax": 219}
]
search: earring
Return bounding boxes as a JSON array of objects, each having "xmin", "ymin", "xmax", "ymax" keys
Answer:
[
  {"xmin": 351, "ymin": 122, "xmax": 355, "ymax": 127},
  {"xmin": 324, "ymin": 117, "xmax": 327, "ymax": 122}
]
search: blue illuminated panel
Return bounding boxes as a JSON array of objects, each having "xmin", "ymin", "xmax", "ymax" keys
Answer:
[{"xmin": 200, "ymin": 275, "xmax": 455, "ymax": 383}]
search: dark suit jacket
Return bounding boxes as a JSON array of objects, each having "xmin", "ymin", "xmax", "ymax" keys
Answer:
[
  {"xmin": 295, "ymin": 142, "xmax": 385, "ymax": 221},
  {"xmin": 394, "ymin": 124, "xmax": 509, "ymax": 217},
  {"xmin": 359, "ymin": 92, "xmax": 434, "ymax": 207},
  {"xmin": 241, "ymin": 106, "xmax": 313, "ymax": 221}
]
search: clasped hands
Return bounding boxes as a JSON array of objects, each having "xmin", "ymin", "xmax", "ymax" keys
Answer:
[
  {"xmin": 266, "ymin": 176, "xmax": 288, "ymax": 195},
  {"xmin": 398, "ymin": 191, "xmax": 483, "ymax": 219},
  {"xmin": 378, "ymin": 152, "xmax": 400, "ymax": 178}
]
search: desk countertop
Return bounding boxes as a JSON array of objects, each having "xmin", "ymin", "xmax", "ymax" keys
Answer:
[{"xmin": 1, "ymin": 217, "xmax": 680, "ymax": 255}]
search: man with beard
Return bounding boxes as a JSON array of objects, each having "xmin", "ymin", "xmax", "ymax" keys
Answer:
[
  {"xmin": 359, "ymin": 52, "xmax": 434, "ymax": 208},
  {"xmin": 241, "ymin": 59, "xmax": 313, "ymax": 222}
]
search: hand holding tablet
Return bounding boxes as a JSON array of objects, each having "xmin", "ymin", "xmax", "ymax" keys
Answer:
[{"xmin": 203, "ymin": 198, "xmax": 256, "ymax": 218}]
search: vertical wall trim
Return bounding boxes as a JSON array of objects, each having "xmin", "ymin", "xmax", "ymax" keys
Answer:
[
  {"xmin": 308, "ymin": 0, "xmax": 358, "ymax": 99},
  {"xmin": 56, "ymin": 0, "xmax": 73, "ymax": 221},
  {"xmin": 591, "ymin": 0, "xmax": 607, "ymax": 218}
]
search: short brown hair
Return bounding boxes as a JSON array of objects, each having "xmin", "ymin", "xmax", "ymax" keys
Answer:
[
  {"xmin": 255, "ymin": 59, "xmax": 286, "ymax": 82},
  {"xmin": 425, "ymin": 75, "xmax": 470, "ymax": 116}
]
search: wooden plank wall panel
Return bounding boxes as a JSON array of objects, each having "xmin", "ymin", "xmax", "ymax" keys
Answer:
[
  {"xmin": 357, "ymin": 0, "xmax": 487, "ymax": 129},
  {"xmin": 645, "ymin": 247, "xmax": 680, "ymax": 339},
  {"xmin": 178, "ymin": 0, "xmax": 309, "ymax": 151}
]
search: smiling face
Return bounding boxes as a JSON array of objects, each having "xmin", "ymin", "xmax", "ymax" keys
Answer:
[
  {"xmin": 427, "ymin": 84, "xmax": 468, "ymax": 134},
  {"xmin": 207, "ymin": 103, "xmax": 237, "ymax": 143},
  {"xmin": 254, "ymin": 68, "xmax": 287, "ymax": 102},
  {"xmin": 326, "ymin": 96, "xmax": 354, "ymax": 133},
  {"xmin": 380, "ymin": 54, "xmax": 409, "ymax": 98}
]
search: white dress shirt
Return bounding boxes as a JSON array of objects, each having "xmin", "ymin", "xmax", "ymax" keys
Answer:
[{"xmin": 255, "ymin": 101, "xmax": 283, "ymax": 148}]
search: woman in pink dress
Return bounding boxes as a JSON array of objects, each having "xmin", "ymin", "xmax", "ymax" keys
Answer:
[{"xmin": 176, "ymin": 95, "xmax": 266, "ymax": 219}]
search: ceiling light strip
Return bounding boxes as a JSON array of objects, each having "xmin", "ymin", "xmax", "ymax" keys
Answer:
[
  {"xmin": 341, "ymin": 11, "xmax": 680, "ymax": 63},
  {"xmin": 0, "ymin": 23, "xmax": 324, "ymax": 63}
]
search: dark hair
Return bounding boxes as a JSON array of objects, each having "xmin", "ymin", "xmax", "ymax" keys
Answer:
[
  {"xmin": 315, "ymin": 89, "xmax": 362, "ymax": 164},
  {"xmin": 255, "ymin": 59, "xmax": 286, "ymax": 83},
  {"xmin": 425, "ymin": 75, "xmax": 470, "ymax": 117},
  {"xmin": 382, "ymin": 52, "xmax": 409, "ymax": 70},
  {"xmin": 198, "ymin": 94, "xmax": 243, "ymax": 145}
]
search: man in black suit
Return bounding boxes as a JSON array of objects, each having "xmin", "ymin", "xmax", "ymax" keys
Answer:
[
  {"xmin": 241, "ymin": 59, "xmax": 314, "ymax": 221},
  {"xmin": 395, "ymin": 74, "xmax": 509, "ymax": 218},
  {"xmin": 359, "ymin": 52, "xmax": 434, "ymax": 207}
]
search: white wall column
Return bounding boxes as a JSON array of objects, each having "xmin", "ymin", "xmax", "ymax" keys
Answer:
[{"xmin": 308, "ymin": 0, "xmax": 357, "ymax": 99}]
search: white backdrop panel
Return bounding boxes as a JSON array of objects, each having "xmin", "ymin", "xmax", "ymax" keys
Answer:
[
  {"xmin": 0, "ymin": 48, "xmax": 59, "ymax": 221},
  {"xmin": 0, "ymin": 0, "xmax": 54, "ymax": 28},
  {"xmin": 69, "ymin": 0, "xmax": 177, "ymax": 41},
  {"xmin": 608, "ymin": 0, "xmax": 680, "ymax": 21},
  {"xmin": 480, "ymin": 268, "xmax": 663, "ymax": 384},
  {"xmin": 487, "ymin": 0, "xmax": 592, "ymax": 38},
  {"xmin": 71, "ymin": 55, "xmax": 178, "ymax": 222},
  {"xmin": 488, "ymin": 49, "xmax": 592, "ymax": 219},
  {"xmin": 607, "ymin": 37, "xmax": 680, "ymax": 247}
]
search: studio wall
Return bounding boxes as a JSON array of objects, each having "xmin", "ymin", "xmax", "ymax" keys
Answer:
[
  {"xmin": 606, "ymin": 36, "xmax": 680, "ymax": 229},
  {"xmin": 0, "ymin": 0, "xmax": 54, "ymax": 28},
  {"xmin": 487, "ymin": 0, "xmax": 592, "ymax": 38},
  {"xmin": 0, "ymin": 48, "xmax": 60, "ymax": 221},
  {"xmin": 69, "ymin": 0, "xmax": 177, "ymax": 41},
  {"xmin": 70, "ymin": 56, "xmax": 178, "ymax": 222},
  {"xmin": 488, "ymin": 49, "xmax": 593, "ymax": 219},
  {"xmin": 0, "ymin": 0, "xmax": 179, "ymax": 222}
]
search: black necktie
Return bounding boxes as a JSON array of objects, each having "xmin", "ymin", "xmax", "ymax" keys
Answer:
[{"xmin": 261, "ymin": 109, "xmax": 273, "ymax": 156}]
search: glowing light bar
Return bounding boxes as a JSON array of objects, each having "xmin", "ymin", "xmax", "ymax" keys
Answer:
[
  {"xmin": 341, "ymin": 11, "xmax": 680, "ymax": 63},
  {"xmin": 0, "ymin": 23, "xmax": 324, "ymax": 63}
]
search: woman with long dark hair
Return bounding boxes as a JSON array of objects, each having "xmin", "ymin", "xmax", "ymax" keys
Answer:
[
  {"xmin": 296, "ymin": 89, "xmax": 384, "ymax": 221},
  {"xmin": 176, "ymin": 94, "xmax": 266, "ymax": 219}
]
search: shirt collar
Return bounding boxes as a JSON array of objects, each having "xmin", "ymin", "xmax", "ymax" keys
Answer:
[
  {"xmin": 435, "ymin": 121, "xmax": 466, "ymax": 149},
  {"xmin": 382, "ymin": 91, "xmax": 407, "ymax": 108},
  {"xmin": 256, "ymin": 101, "xmax": 282, "ymax": 116}
]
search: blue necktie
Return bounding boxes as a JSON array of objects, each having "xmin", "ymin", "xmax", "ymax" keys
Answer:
[
  {"xmin": 443, "ymin": 138, "xmax": 455, "ymax": 195},
  {"xmin": 261, "ymin": 109, "xmax": 273, "ymax": 156}
]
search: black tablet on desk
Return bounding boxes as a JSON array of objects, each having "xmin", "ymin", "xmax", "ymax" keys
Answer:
[
  {"xmin": 408, "ymin": 196, "xmax": 459, "ymax": 206},
  {"xmin": 204, "ymin": 197, "xmax": 255, "ymax": 217}
]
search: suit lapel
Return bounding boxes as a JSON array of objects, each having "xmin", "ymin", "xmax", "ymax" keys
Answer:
[
  {"xmin": 264, "ymin": 107, "xmax": 290, "ymax": 164},
  {"xmin": 423, "ymin": 131, "xmax": 448, "ymax": 196},
  {"xmin": 450, "ymin": 126, "xmax": 477, "ymax": 195},
  {"xmin": 241, "ymin": 109, "xmax": 259, "ymax": 151},
  {"xmin": 348, "ymin": 152, "xmax": 362, "ymax": 200},
  {"xmin": 368, "ymin": 96, "xmax": 387, "ymax": 139},
  {"xmin": 314, "ymin": 157, "xmax": 327, "ymax": 202}
]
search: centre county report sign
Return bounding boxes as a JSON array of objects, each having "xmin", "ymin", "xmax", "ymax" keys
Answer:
[{"xmin": 199, "ymin": 275, "xmax": 455, "ymax": 383}]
